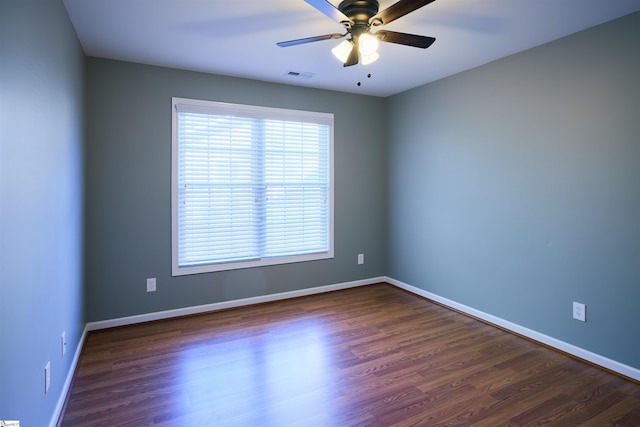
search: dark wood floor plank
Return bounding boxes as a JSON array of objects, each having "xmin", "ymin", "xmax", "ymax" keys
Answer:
[{"xmin": 59, "ymin": 283, "xmax": 640, "ymax": 426}]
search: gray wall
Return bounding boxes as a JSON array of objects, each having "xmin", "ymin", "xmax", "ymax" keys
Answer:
[
  {"xmin": 0, "ymin": 0, "xmax": 85, "ymax": 425},
  {"xmin": 388, "ymin": 12, "xmax": 640, "ymax": 369},
  {"xmin": 84, "ymin": 58, "xmax": 388, "ymax": 322}
]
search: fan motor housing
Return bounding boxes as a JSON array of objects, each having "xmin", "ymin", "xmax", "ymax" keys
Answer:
[{"xmin": 338, "ymin": 0, "xmax": 379, "ymax": 23}]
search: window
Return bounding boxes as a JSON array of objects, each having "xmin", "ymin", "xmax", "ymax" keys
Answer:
[{"xmin": 172, "ymin": 98, "xmax": 334, "ymax": 276}]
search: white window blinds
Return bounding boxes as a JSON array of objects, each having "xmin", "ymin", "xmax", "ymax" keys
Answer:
[{"xmin": 172, "ymin": 98, "xmax": 333, "ymax": 275}]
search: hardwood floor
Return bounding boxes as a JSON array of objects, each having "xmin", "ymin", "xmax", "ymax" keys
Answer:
[{"xmin": 59, "ymin": 283, "xmax": 640, "ymax": 426}]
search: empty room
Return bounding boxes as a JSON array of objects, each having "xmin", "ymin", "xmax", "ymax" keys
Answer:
[{"xmin": 1, "ymin": 0, "xmax": 639, "ymax": 426}]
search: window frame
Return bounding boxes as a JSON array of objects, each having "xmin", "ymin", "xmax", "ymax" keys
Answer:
[{"xmin": 171, "ymin": 97, "xmax": 334, "ymax": 276}]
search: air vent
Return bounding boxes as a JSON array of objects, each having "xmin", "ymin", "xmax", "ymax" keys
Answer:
[{"xmin": 285, "ymin": 70, "xmax": 315, "ymax": 79}]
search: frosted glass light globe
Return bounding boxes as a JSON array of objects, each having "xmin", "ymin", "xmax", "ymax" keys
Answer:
[{"xmin": 359, "ymin": 33, "xmax": 379, "ymax": 55}]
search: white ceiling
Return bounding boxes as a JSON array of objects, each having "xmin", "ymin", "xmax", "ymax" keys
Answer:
[{"xmin": 63, "ymin": 0, "xmax": 640, "ymax": 97}]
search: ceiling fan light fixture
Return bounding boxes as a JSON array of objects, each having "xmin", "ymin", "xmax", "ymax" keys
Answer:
[
  {"xmin": 279, "ymin": 0, "xmax": 437, "ymax": 68},
  {"xmin": 358, "ymin": 33, "xmax": 379, "ymax": 55},
  {"xmin": 332, "ymin": 39, "xmax": 353, "ymax": 63}
]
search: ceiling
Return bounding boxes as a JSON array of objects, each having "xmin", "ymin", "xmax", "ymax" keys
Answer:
[{"xmin": 63, "ymin": 0, "xmax": 640, "ymax": 97}]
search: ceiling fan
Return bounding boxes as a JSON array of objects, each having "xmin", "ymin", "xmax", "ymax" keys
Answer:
[{"xmin": 277, "ymin": 0, "xmax": 436, "ymax": 67}]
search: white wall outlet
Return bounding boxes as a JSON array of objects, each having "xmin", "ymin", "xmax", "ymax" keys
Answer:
[
  {"xmin": 61, "ymin": 331, "xmax": 67, "ymax": 357},
  {"xmin": 573, "ymin": 302, "xmax": 586, "ymax": 322},
  {"xmin": 146, "ymin": 277, "xmax": 157, "ymax": 292},
  {"xmin": 357, "ymin": 254, "xmax": 364, "ymax": 265},
  {"xmin": 44, "ymin": 361, "xmax": 51, "ymax": 394}
]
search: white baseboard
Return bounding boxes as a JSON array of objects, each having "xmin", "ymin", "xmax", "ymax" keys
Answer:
[
  {"xmin": 49, "ymin": 324, "xmax": 88, "ymax": 427},
  {"xmin": 386, "ymin": 277, "xmax": 640, "ymax": 382},
  {"xmin": 86, "ymin": 277, "xmax": 387, "ymax": 331}
]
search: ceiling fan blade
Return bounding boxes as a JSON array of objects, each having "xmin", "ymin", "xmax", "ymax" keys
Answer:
[
  {"xmin": 376, "ymin": 31, "xmax": 435, "ymax": 48},
  {"xmin": 344, "ymin": 44, "xmax": 359, "ymax": 67},
  {"xmin": 369, "ymin": 0, "xmax": 436, "ymax": 26},
  {"xmin": 304, "ymin": 0, "xmax": 354, "ymax": 27},
  {"xmin": 277, "ymin": 33, "xmax": 345, "ymax": 47}
]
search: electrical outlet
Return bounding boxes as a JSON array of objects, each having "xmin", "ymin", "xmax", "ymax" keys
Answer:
[
  {"xmin": 44, "ymin": 361, "xmax": 51, "ymax": 394},
  {"xmin": 61, "ymin": 331, "xmax": 67, "ymax": 357},
  {"xmin": 357, "ymin": 254, "xmax": 364, "ymax": 265},
  {"xmin": 146, "ymin": 277, "xmax": 156, "ymax": 292},
  {"xmin": 573, "ymin": 302, "xmax": 586, "ymax": 322}
]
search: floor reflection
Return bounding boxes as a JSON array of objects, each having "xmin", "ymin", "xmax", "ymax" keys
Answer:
[{"xmin": 178, "ymin": 320, "xmax": 336, "ymax": 425}]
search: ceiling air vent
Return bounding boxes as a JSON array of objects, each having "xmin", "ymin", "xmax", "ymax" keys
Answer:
[{"xmin": 285, "ymin": 70, "xmax": 315, "ymax": 79}]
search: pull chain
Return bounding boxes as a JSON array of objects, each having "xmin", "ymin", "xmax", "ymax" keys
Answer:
[{"xmin": 357, "ymin": 63, "xmax": 373, "ymax": 87}]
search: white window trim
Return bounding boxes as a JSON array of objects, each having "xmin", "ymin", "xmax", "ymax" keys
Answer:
[{"xmin": 171, "ymin": 97, "xmax": 334, "ymax": 276}]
